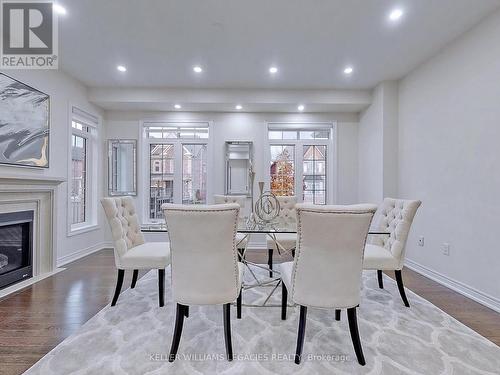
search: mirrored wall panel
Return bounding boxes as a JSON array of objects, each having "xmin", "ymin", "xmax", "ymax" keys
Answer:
[
  {"xmin": 225, "ymin": 141, "xmax": 253, "ymax": 196},
  {"xmin": 108, "ymin": 139, "xmax": 137, "ymax": 196}
]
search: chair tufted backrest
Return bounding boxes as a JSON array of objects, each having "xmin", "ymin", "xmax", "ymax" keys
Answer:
[
  {"xmin": 101, "ymin": 197, "xmax": 145, "ymax": 268},
  {"xmin": 214, "ymin": 195, "xmax": 246, "ymax": 207},
  {"xmin": 162, "ymin": 203, "xmax": 240, "ymax": 305},
  {"xmin": 291, "ymin": 204, "xmax": 377, "ymax": 308},
  {"xmin": 275, "ymin": 196, "xmax": 297, "ymax": 227},
  {"xmin": 370, "ymin": 198, "xmax": 421, "ymax": 269},
  {"xmin": 214, "ymin": 195, "xmax": 247, "ymax": 226}
]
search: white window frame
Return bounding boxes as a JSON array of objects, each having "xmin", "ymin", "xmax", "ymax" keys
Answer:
[
  {"xmin": 67, "ymin": 106, "xmax": 99, "ymax": 235},
  {"xmin": 141, "ymin": 121, "xmax": 213, "ymax": 223},
  {"xmin": 267, "ymin": 122, "xmax": 337, "ymax": 204}
]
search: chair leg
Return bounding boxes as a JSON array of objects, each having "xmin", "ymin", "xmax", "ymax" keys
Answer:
[
  {"xmin": 395, "ymin": 270, "xmax": 410, "ymax": 307},
  {"xmin": 237, "ymin": 248, "xmax": 245, "ymax": 262},
  {"xmin": 268, "ymin": 249, "xmax": 273, "ymax": 277},
  {"xmin": 184, "ymin": 306, "xmax": 189, "ymax": 318},
  {"xmin": 131, "ymin": 269, "xmax": 139, "ymax": 289},
  {"xmin": 335, "ymin": 309, "xmax": 341, "ymax": 321},
  {"xmin": 347, "ymin": 307, "xmax": 366, "ymax": 366},
  {"xmin": 237, "ymin": 290, "xmax": 242, "ymax": 319},
  {"xmin": 377, "ymin": 270, "xmax": 384, "ymax": 289},
  {"xmin": 223, "ymin": 303, "xmax": 233, "ymax": 361},
  {"xmin": 158, "ymin": 269, "xmax": 165, "ymax": 307},
  {"xmin": 294, "ymin": 305, "xmax": 307, "ymax": 364},
  {"xmin": 281, "ymin": 282, "xmax": 288, "ymax": 320},
  {"xmin": 169, "ymin": 304, "xmax": 186, "ymax": 362},
  {"xmin": 111, "ymin": 269, "xmax": 124, "ymax": 306}
]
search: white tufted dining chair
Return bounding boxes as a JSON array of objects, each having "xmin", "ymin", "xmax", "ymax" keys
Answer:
[
  {"xmin": 162, "ymin": 203, "xmax": 244, "ymax": 362},
  {"xmin": 363, "ymin": 198, "xmax": 421, "ymax": 307},
  {"xmin": 214, "ymin": 195, "xmax": 248, "ymax": 254},
  {"xmin": 266, "ymin": 195, "xmax": 297, "ymax": 276},
  {"xmin": 280, "ymin": 204, "xmax": 377, "ymax": 365},
  {"xmin": 101, "ymin": 197, "xmax": 170, "ymax": 307}
]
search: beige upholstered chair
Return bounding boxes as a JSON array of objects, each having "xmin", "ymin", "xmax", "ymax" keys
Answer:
[
  {"xmin": 101, "ymin": 197, "xmax": 170, "ymax": 307},
  {"xmin": 214, "ymin": 195, "xmax": 248, "ymax": 252},
  {"xmin": 364, "ymin": 198, "xmax": 421, "ymax": 307},
  {"xmin": 280, "ymin": 203, "xmax": 377, "ymax": 365},
  {"xmin": 266, "ymin": 195, "xmax": 297, "ymax": 276},
  {"xmin": 162, "ymin": 203, "xmax": 244, "ymax": 362}
]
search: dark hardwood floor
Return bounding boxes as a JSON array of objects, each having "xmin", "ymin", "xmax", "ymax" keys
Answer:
[
  {"xmin": 383, "ymin": 270, "xmax": 500, "ymax": 346},
  {"xmin": 0, "ymin": 249, "xmax": 498, "ymax": 375},
  {"xmin": 0, "ymin": 250, "xmax": 146, "ymax": 375}
]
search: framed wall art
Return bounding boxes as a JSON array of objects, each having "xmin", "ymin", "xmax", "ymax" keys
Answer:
[{"xmin": 0, "ymin": 73, "xmax": 50, "ymax": 168}]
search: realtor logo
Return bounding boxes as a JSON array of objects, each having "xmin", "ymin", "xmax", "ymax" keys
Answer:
[{"xmin": 1, "ymin": 0, "xmax": 58, "ymax": 69}]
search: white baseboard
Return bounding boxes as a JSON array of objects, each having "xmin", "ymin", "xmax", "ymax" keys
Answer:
[
  {"xmin": 405, "ymin": 258, "xmax": 500, "ymax": 313},
  {"xmin": 57, "ymin": 241, "xmax": 113, "ymax": 267}
]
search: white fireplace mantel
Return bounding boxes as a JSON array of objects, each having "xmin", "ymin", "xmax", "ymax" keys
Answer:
[
  {"xmin": 0, "ymin": 174, "xmax": 65, "ymax": 298},
  {"xmin": 0, "ymin": 174, "xmax": 66, "ymax": 186}
]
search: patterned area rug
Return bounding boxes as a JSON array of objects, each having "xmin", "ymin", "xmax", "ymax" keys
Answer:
[{"xmin": 25, "ymin": 266, "xmax": 500, "ymax": 375}]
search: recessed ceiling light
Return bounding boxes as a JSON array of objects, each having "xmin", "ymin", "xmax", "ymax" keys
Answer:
[
  {"xmin": 235, "ymin": 105, "xmax": 242, "ymax": 110},
  {"xmin": 53, "ymin": 3, "xmax": 67, "ymax": 15},
  {"xmin": 389, "ymin": 8, "xmax": 404, "ymax": 22},
  {"xmin": 193, "ymin": 66, "xmax": 203, "ymax": 73},
  {"xmin": 116, "ymin": 65, "xmax": 127, "ymax": 72},
  {"xmin": 297, "ymin": 105, "xmax": 305, "ymax": 111},
  {"xmin": 344, "ymin": 66, "xmax": 353, "ymax": 75},
  {"xmin": 174, "ymin": 104, "xmax": 182, "ymax": 109},
  {"xmin": 269, "ymin": 66, "xmax": 278, "ymax": 74}
]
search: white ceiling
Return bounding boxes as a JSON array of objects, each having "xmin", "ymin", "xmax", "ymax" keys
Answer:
[{"xmin": 59, "ymin": 0, "xmax": 500, "ymax": 91}]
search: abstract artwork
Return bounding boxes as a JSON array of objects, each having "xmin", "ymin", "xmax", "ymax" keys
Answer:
[{"xmin": 0, "ymin": 73, "xmax": 49, "ymax": 168}]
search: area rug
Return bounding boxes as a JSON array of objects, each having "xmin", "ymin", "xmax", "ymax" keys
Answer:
[{"xmin": 24, "ymin": 266, "xmax": 500, "ymax": 375}]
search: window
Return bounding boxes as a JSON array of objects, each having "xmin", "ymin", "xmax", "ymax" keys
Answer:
[
  {"xmin": 270, "ymin": 145, "xmax": 295, "ymax": 196},
  {"xmin": 182, "ymin": 144, "xmax": 207, "ymax": 204},
  {"xmin": 149, "ymin": 144, "xmax": 174, "ymax": 219},
  {"xmin": 303, "ymin": 145, "xmax": 326, "ymax": 204},
  {"xmin": 69, "ymin": 110, "xmax": 98, "ymax": 233},
  {"xmin": 145, "ymin": 126, "xmax": 208, "ymax": 139},
  {"xmin": 144, "ymin": 122, "xmax": 210, "ymax": 220},
  {"xmin": 71, "ymin": 125, "xmax": 87, "ymax": 224},
  {"xmin": 268, "ymin": 124, "xmax": 333, "ymax": 204},
  {"xmin": 68, "ymin": 116, "xmax": 96, "ymax": 232}
]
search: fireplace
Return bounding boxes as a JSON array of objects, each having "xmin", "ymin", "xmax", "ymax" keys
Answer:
[{"xmin": 0, "ymin": 210, "xmax": 33, "ymax": 289}]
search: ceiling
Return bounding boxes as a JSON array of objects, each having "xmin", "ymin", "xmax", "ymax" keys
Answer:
[{"xmin": 59, "ymin": 0, "xmax": 500, "ymax": 91}]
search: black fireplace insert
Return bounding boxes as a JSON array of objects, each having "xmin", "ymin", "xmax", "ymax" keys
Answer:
[{"xmin": 0, "ymin": 210, "xmax": 33, "ymax": 290}]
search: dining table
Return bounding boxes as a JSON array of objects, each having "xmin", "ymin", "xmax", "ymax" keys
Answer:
[{"xmin": 141, "ymin": 221, "xmax": 389, "ymax": 307}]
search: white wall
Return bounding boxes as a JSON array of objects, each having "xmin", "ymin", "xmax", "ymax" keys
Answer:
[
  {"xmin": 0, "ymin": 70, "xmax": 107, "ymax": 264},
  {"xmin": 398, "ymin": 10, "xmax": 500, "ymax": 307},
  {"xmin": 358, "ymin": 85, "xmax": 384, "ymax": 203},
  {"xmin": 382, "ymin": 82, "xmax": 399, "ymax": 199},
  {"xmin": 105, "ymin": 111, "xmax": 359, "ymax": 227},
  {"xmin": 358, "ymin": 81, "xmax": 399, "ymax": 203}
]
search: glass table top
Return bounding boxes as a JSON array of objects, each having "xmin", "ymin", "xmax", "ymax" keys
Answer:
[
  {"xmin": 141, "ymin": 222, "xmax": 389, "ymax": 235},
  {"xmin": 140, "ymin": 223, "xmax": 297, "ymax": 233}
]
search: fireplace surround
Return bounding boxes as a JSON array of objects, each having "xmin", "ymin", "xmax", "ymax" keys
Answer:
[{"xmin": 0, "ymin": 175, "xmax": 64, "ymax": 297}]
